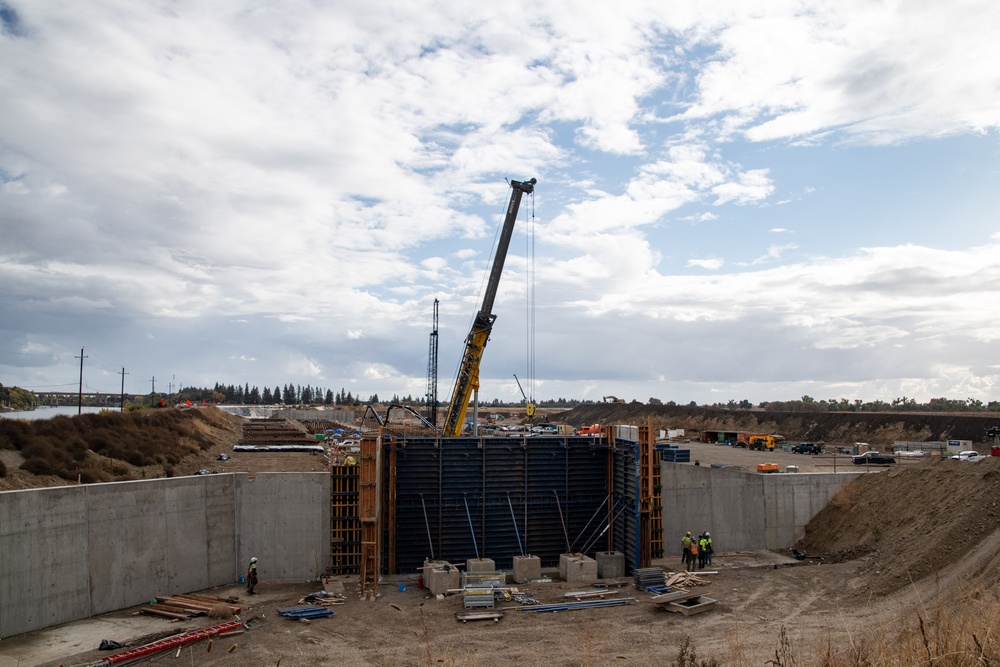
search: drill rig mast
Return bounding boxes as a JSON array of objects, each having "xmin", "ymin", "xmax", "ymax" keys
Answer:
[{"xmin": 443, "ymin": 177, "xmax": 536, "ymax": 437}]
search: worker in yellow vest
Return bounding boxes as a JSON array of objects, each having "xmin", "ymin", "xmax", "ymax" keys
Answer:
[{"xmin": 246, "ymin": 557, "xmax": 258, "ymax": 595}]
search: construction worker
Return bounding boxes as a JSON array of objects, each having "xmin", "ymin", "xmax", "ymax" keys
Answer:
[
  {"xmin": 246, "ymin": 557, "xmax": 258, "ymax": 595},
  {"xmin": 704, "ymin": 532, "xmax": 714, "ymax": 566},
  {"xmin": 344, "ymin": 455, "xmax": 357, "ymax": 466},
  {"xmin": 688, "ymin": 536, "xmax": 699, "ymax": 571},
  {"xmin": 680, "ymin": 531, "xmax": 693, "ymax": 568},
  {"xmin": 698, "ymin": 534, "xmax": 709, "ymax": 569}
]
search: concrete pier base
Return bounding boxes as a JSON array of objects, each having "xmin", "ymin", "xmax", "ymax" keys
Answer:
[
  {"xmin": 559, "ymin": 552, "xmax": 582, "ymax": 581},
  {"xmin": 466, "ymin": 558, "xmax": 496, "ymax": 573},
  {"xmin": 596, "ymin": 551, "xmax": 625, "ymax": 579},
  {"xmin": 425, "ymin": 560, "xmax": 460, "ymax": 597},
  {"xmin": 512, "ymin": 555, "xmax": 541, "ymax": 583},
  {"xmin": 564, "ymin": 555, "xmax": 598, "ymax": 584}
]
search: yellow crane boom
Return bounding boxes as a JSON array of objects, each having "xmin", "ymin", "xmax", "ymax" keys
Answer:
[{"xmin": 443, "ymin": 178, "xmax": 536, "ymax": 437}]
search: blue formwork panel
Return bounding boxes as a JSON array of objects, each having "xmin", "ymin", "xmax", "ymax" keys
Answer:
[{"xmin": 386, "ymin": 435, "xmax": 638, "ymax": 574}]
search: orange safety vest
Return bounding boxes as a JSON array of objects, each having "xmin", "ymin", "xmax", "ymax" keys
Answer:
[{"xmin": 689, "ymin": 541, "xmax": 699, "ymax": 555}]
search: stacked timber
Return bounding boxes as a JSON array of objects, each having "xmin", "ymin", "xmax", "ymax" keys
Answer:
[
  {"xmin": 665, "ymin": 571, "xmax": 713, "ymax": 587},
  {"xmin": 140, "ymin": 593, "xmax": 241, "ymax": 620}
]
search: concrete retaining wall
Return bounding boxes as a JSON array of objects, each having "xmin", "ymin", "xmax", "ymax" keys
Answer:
[
  {"xmin": 661, "ymin": 464, "xmax": 862, "ymax": 557},
  {"xmin": 0, "ymin": 473, "xmax": 329, "ymax": 638}
]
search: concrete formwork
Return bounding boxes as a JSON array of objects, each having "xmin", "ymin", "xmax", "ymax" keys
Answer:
[
  {"xmin": 660, "ymin": 464, "xmax": 862, "ymax": 556},
  {"xmin": 0, "ymin": 472, "xmax": 329, "ymax": 639}
]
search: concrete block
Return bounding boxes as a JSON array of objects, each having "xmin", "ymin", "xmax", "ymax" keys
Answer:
[
  {"xmin": 558, "ymin": 552, "xmax": 582, "ymax": 580},
  {"xmin": 595, "ymin": 551, "xmax": 625, "ymax": 579},
  {"xmin": 564, "ymin": 555, "xmax": 598, "ymax": 584},
  {"xmin": 426, "ymin": 566, "xmax": 460, "ymax": 596},
  {"xmin": 466, "ymin": 558, "xmax": 495, "ymax": 573},
  {"xmin": 512, "ymin": 555, "xmax": 541, "ymax": 583}
]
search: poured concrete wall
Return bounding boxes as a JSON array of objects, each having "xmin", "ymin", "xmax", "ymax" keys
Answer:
[
  {"xmin": 0, "ymin": 473, "xmax": 329, "ymax": 639},
  {"xmin": 661, "ymin": 464, "xmax": 862, "ymax": 557}
]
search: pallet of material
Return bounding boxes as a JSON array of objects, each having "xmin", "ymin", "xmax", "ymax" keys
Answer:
[
  {"xmin": 455, "ymin": 610, "xmax": 503, "ymax": 623},
  {"xmin": 278, "ymin": 605, "xmax": 335, "ymax": 620},
  {"xmin": 650, "ymin": 589, "xmax": 702, "ymax": 606},
  {"xmin": 662, "ymin": 595, "xmax": 718, "ymax": 616},
  {"xmin": 564, "ymin": 590, "xmax": 620, "ymax": 600}
]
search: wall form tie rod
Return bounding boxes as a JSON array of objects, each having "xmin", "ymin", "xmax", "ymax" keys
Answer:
[
  {"xmin": 420, "ymin": 493, "xmax": 435, "ymax": 560},
  {"xmin": 506, "ymin": 492, "xmax": 524, "ymax": 556},
  {"xmin": 463, "ymin": 494, "xmax": 480, "ymax": 559},
  {"xmin": 570, "ymin": 493, "xmax": 611, "ymax": 553},
  {"xmin": 580, "ymin": 501, "xmax": 629, "ymax": 555},
  {"xmin": 553, "ymin": 491, "xmax": 571, "ymax": 553}
]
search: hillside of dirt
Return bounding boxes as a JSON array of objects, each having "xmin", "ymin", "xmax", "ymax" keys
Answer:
[
  {"xmin": 797, "ymin": 456, "xmax": 1000, "ymax": 599},
  {"xmin": 557, "ymin": 403, "xmax": 1000, "ymax": 449}
]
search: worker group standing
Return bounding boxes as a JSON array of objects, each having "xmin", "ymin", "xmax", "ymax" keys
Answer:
[
  {"xmin": 698, "ymin": 532, "xmax": 713, "ymax": 568},
  {"xmin": 681, "ymin": 530, "xmax": 714, "ymax": 571}
]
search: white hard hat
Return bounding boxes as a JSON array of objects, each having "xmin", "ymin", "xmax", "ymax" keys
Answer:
[
  {"xmin": 250, "ymin": 557, "xmax": 257, "ymax": 563},
  {"xmin": 705, "ymin": 532, "xmax": 710, "ymax": 537}
]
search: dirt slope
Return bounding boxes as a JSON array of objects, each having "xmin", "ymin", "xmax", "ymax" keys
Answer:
[{"xmin": 797, "ymin": 457, "xmax": 1000, "ymax": 598}]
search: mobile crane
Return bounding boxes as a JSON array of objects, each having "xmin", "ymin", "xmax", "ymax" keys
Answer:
[{"xmin": 442, "ymin": 178, "xmax": 537, "ymax": 437}]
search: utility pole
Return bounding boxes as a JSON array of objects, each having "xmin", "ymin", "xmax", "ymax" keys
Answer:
[
  {"xmin": 150, "ymin": 376, "xmax": 155, "ymax": 406},
  {"xmin": 75, "ymin": 347, "xmax": 88, "ymax": 415},
  {"xmin": 118, "ymin": 367, "xmax": 128, "ymax": 412}
]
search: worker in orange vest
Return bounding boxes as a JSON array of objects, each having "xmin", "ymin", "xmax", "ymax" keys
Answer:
[{"xmin": 688, "ymin": 537, "xmax": 699, "ymax": 572}]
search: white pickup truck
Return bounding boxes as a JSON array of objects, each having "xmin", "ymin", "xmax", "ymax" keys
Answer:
[{"xmin": 950, "ymin": 450, "xmax": 986, "ymax": 462}]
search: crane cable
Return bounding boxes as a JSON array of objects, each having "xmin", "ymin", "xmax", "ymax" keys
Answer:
[{"xmin": 525, "ymin": 190, "xmax": 536, "ymax": 412}]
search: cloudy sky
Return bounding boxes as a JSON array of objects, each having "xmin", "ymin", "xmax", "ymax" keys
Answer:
[{"xmin": 2, "ymin": 0, "xmax": 999, "ymax": 407}]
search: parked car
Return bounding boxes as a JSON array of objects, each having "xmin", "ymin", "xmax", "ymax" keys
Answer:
[
  {"xmin": 894, "ymin": 450, "xmax": 926, "ymax": 458},
  {"xmin": 852, "ymin": 451, "xmax": 896, "ymax": 465},
  {"xmin": 950, "ymin": 450, "xmax": 986, "ymax": 462},
  {"xmin": 791, "ymin": 442, "xmax": 823, "ymax": 454}
]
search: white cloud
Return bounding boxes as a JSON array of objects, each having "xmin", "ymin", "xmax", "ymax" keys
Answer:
[
  {"xmin": 2, "ymin": 0, "xmax": 999, "ymax": 405},
  {"xmin": 686, "ymin": 258, "xmax": 724, "ymax": 270}
]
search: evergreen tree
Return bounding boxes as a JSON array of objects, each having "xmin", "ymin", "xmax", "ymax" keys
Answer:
[{"xmin": 325, "ymin": 389, "xmax": 334, "ymax": 404}]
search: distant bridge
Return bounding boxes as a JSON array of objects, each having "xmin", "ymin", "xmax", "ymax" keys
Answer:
[{"xmin": 33, "ymin": 392, "xmax": 148, "ymax": 407}]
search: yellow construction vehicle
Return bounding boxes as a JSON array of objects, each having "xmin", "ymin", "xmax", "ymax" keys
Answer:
[
  {"xmin": 742, "ymin": 434, "xmax": 775, "ymax": 451},
  {"xmin": 442, "ymin": 178, "xmax": 536, "ymax": 437}
]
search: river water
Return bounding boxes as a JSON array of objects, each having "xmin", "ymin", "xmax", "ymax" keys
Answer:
[{"xmin": 0, "ymin": 405, "xmax": 111, "ymax": 420}]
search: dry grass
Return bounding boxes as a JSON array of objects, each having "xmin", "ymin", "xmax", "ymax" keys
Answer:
[
  {"xmin": 0, "ymin": 407, "xmax": 239, "ymax": 484},
  {"xmin": 713, "ymin": 587, "xmax": 1000, "ymax": 667}
]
